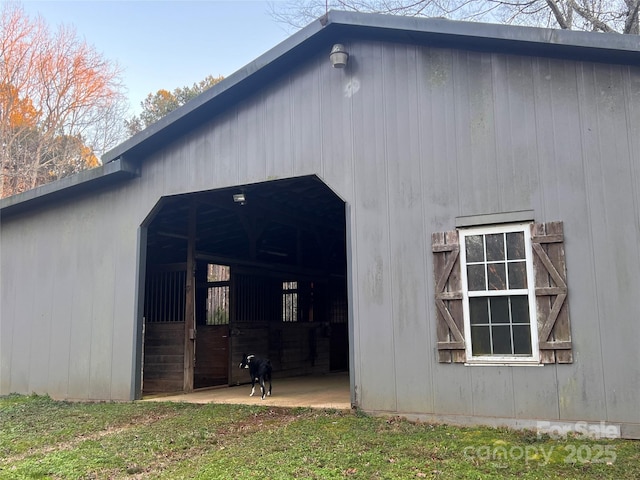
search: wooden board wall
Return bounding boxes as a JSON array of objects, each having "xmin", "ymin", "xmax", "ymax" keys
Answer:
[
  {"xmin": 143, "ymin": 323, "xmax": 184, "ymax": 394},
  {"xmin": 194, "ymin": 325, "xmax": 229, "ymax": 388},
  {"xmin": 270, "ymin": 322, "xmax": 331, "ymax": 376},
  {"xmin": 229, "ymin": 324, "xmax": 270, "ymax": 385},
  {"xmin": 229, "ymin": 322, "xmax": 332, "ymax": 385},
  {"xmin": 330, "ymin": 323, "xmax": 349, "ymax": 371}
]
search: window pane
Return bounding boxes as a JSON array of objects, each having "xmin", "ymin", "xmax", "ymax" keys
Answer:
[
  {"xmin": 206, "ymin": 285, "xmax": 229, "ymax": 325},
  {"xmin": 490, "ymin": 296, "xmax": 510, "ymax": 324},
  {"xmin": 462, "ymin": 227, "xmax": 535, "ymax": 359},
  {"xmin": 508, "ymin": 261, "xmax": 527, "ymax": 289},
  {"xmin": 510, "ymin": 296, "xmax": 530, "ymax": 324},
  {"xmin": 469, "ymin": 298, "xmax": 489, "ymax": 325},
  {"xmin": 506, "ymin": 232, "xmax": 525, "ymax": 260},
  {"xmin": 512, "ymin": 325, "xmax": 532, "ymax": 354},
  {"xmin": 282, "ymin": 281, "xmax": 298, "ymax": 322},
  {"xmin": 467, "ymin": 264, "xmax": 486, "ymax": 291},
  {"xmin": 485, "ymin": 234, "xmax": 505, "ymax": 261},
  {"xmin": 492, "ymin": 325, "xmax": 513, "ymax": 354},
  {"xmin": 465, "ymin": 235, "xmax": 484, "ymax": 262},
  {"xmin": 208, "ymin": 264, "xmax": 230, "ymax": 282},
  {"xmin": 471, "ymin": 325, "xmax": 491, "ymax": 355},
  {"xmin": 487, "ymin": 263, "xmax": 506, "ymax": 290}
]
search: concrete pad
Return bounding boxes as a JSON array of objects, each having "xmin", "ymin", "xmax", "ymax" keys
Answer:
[{"xmin": 142, "ymin": 372, "xmax": 351, "ymax": 410}]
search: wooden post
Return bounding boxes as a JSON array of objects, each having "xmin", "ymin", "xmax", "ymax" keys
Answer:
[{"xmin": 183, "ymin": 201, "xmax": 197, "ymax": 392}]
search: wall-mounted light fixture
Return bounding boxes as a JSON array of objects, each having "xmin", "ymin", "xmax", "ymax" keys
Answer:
[
  {"xmin": 233, "ymin": 193, "xmax": 246, "ymax": 205},
  {"xmin": 330, "ymin": 44, "xmax": 349, "ymax": 68}
]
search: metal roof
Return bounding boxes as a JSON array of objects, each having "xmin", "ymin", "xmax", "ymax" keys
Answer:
[
  {"xmin": 2, "ymin": 10, "xmax": 638, "ymax": 217},
  {"xmin": 0, "ymin": 158, "xmax": 137, "ymax": 217}
]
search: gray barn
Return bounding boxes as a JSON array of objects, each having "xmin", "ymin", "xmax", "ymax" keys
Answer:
[{"xmin": 2, "ymin": 11, "xmax": 639, "ymax": 438}]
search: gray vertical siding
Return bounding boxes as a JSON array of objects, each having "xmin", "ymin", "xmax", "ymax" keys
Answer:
[
  {"xmin": 1, "ymin": 36, "xmax": 638, "ymax": 434},
  {"xmin": 1, "ymin": 187, "xmax": 141, "ymax": 400},
  {"xmin": 342, "ymin": 42, "xmax": 639, "ymax": 424},
  {"xmin": 385, "ymin": 43, "xmax": 432, "ymax": 415}
]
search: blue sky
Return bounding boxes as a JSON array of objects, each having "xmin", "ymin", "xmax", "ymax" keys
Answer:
[{"xmin": 21, "ymin": 1, "xmax": 296, "ymax": 115}]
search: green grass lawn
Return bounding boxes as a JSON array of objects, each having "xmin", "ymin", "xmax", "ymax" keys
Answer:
[{"xmin": 1, "ymin": 394, "xmax": 638, "ymax": 479}]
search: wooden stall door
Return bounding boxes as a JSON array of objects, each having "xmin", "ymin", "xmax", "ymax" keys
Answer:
[
  {"xmin": 194, "ymin": 325, "xmax": 229, "ymax": 388},
  {"xmin": 194, "ymin": 264, "xmax": 231, "ymax": 389},
  {"xmin": 142, "ymin": 266, "xmax": 187, "ymax": 395}
]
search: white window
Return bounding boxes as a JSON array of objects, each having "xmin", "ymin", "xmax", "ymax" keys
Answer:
[{"xmin": 459, "ymin": 223, "xmax": 539, "ymax": 364}]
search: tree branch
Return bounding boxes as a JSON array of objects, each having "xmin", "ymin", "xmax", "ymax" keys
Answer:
[
  {"xmin": 624, "ymin": 0, "xmax": 640, "ymax": 33},
  {"xmin": 545, "ymin": 0, "xmax": 571, "ymax": 28},
  {"xmin": 568, "ymin": 0, "xmax": 617, "ymax": 32}
]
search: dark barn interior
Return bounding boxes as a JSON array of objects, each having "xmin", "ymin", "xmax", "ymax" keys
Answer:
[{"xmin": 141, "ymin": 175, "xmax": 349, "ymax": 395}]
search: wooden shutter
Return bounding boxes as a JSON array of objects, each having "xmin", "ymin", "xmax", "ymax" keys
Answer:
[
  {"xmin": 531, "ymin": 221, "xmax": 573, "ymax": 364},
  {"xmin": 432, "ymin": 230, "xmax": 466, "ymax": 363}
]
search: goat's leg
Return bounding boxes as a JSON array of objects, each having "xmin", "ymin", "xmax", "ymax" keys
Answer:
[{"xmin": 259, "ymin": 377, "xmax": 266, "ymax": 400}]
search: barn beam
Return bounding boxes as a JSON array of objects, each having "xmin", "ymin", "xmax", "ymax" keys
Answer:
[
  {"xmin": 194, "ymin": 252, "xmax": 332, "ymax": 279},
  {"xmin": 247, "ymin": 202, "xmax": 343, "ymax": 234},
  {"xmin": 183, "ymin": 201, "xmax": 197, "ymax": 393},
  {"xmin": 197, "ymin": 196, "xmax": 344, "ymax": 234}
]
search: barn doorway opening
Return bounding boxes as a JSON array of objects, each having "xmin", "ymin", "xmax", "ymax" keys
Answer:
[{"xmin": 139, "ymin": 175, "xmax": 349, "ymax": 397}]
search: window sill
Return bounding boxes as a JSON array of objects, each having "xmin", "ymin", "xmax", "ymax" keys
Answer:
[{"xmin": 464, "ymin": 361, "xmax": 543, "ymax": 367}]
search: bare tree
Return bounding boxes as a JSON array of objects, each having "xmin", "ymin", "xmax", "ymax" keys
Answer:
[
  {"xmin": 269, "ymin": 0, "xmax": 639, "ymax": 33},
  {"xmin": 1, "ymin": 3, "xmax": 128, "ymax": 198}
]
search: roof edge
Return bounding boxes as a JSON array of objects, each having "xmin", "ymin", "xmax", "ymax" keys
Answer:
[
  {"xmin": 324, "ymin": 10, "xmax": 640, "ymax": 54},
  {"xmin": 102, "ymin": 14, "xmax": 328, "ymax": 164},
  {"xmin": 6, "ymin": 11, "xmax": 636, "ymax": 218},
  {"xmin": 102, "ymin": 11, "xmax": 639, "ymax": 166},
  {"xmin": 0, "ymin": 158, "xmax": 138, "ymax": 218}
]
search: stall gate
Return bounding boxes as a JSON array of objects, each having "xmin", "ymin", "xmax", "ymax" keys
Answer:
[
  {"xmin": 143, "ymin": 265, "xmax": 230, "ymax": 394},
  {"xmin": 143, "ymin": 267, "xmax": 348, "ymax": 394}
]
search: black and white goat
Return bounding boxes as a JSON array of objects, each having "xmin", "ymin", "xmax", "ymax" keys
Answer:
[{"xmin": 239, "ymin": 354, "xmax": 272, "ymax": 400}]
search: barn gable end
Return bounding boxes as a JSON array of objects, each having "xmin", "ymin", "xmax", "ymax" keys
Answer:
[{"xmin": 1, "ymin": 11, "xmax": 639, "ymax": 439}]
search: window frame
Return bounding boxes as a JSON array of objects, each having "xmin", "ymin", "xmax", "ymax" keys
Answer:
[{"xmin": 459, "ymin": 222, "xmax": 540, "ymax": 365}]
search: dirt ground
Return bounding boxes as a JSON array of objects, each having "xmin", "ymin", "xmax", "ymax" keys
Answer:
[{"xmin": 142, "ymin": 372, "xmax": 351, "ymax": 409}]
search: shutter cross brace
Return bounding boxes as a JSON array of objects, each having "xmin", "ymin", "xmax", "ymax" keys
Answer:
[{"xmin": 432, "ymin": 241, "xmax": 465, "ymax": 349}]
